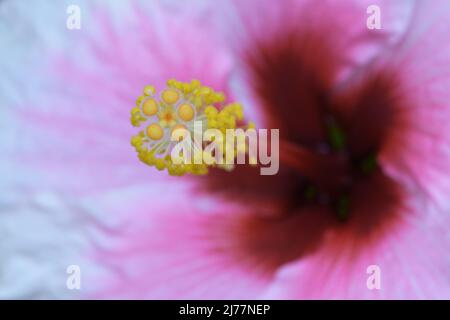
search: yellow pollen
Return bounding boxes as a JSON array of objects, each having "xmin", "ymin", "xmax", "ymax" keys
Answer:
[
  {"xmin": 178, "ymin": 103, "xmax": 195, "ymax": 122},
  {"xmin": 147, "ymin": 123, "xmax": 164, "ymax": 140},
  {"xmin": 162, "ymin": 89, "xmax": 179, "ymax": 104},
  {"xmin": 143, "ymin": 85, "xmax": 155, "ymax": 96},
  {"xmin": 142, "ymin": 98, "xmax": 158, "ymax": 116}
]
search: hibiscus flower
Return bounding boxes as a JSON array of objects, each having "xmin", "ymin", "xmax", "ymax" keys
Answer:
[{"xmin": 2, "ymin": 0, "xmax": 450, "ymax": 299}]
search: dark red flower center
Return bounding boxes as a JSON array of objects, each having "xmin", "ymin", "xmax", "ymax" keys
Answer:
[{"xmin": 200, "ymin": 28, "xmax": 411, "ymax": 275}]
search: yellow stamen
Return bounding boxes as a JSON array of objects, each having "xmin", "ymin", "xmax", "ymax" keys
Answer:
[
  {"xmin": 161, "ymin": 89, "xmax": 179, "ymax": 105},
  {"xmin": 178, "ymin": 103, "xmax": 195, "ymax": 122},
  {"xmin": 142, "ymin": 98, "xmax": 158, "ymax": 116},
  {"xmin": 146, "ymin": 123, "xmax": 164, "ymax": 141}
]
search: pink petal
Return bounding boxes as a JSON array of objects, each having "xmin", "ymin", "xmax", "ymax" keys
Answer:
[{"xmin": 11, "ymin": 1, "xmax": 233, "ymax": 194}]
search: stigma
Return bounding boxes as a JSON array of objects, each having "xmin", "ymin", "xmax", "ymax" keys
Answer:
[{"xmin": 130, "ymin": 79, "xmax": 254, "ymax": 176}]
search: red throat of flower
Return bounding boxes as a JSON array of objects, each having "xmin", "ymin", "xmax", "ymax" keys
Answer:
[
  {"xmin": 193, "ymin": 22, "xmax": 415, "ymax": 277},
  {"xmin": 204, "ymin": 27, "xmax": 410, "ymax": 227}
]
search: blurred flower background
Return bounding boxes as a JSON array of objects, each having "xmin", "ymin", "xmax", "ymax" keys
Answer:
[{"xmin": 1, "ymin": 0, "xmax": 450, "ymax": 299}]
